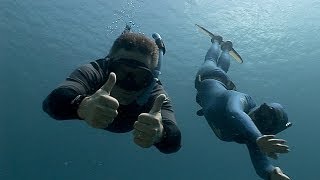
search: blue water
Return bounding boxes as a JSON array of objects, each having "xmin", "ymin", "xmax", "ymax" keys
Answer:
[{"xmin": 1, "ymin": 0, "xmax": 320, "ymax": 179}]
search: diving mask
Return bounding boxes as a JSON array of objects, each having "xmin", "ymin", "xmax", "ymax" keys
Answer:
[{"xmin": 108, "ymin": 58, "xmax": 155, "ymax": 91}]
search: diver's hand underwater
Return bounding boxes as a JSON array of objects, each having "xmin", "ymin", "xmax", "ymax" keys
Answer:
[
  {"xmin": 256, "ymin": 135, "xmax": 290, "ymax": 160},
  {"xmin": 133, "ymin": 94, "xmax": 166, "ymax": 148},
  {"xmin": 77, "ymin": 72, "xmax": 119, "ymax": 129},
  {"xmin": 270, "ymin": 167, "xmax": 291, "ymax": 180}
]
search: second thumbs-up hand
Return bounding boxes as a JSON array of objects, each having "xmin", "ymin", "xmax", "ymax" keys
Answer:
[
  {"xmin": 77, "ymin": 72, "xmax": 119, "ymax": 129},
  {"xmin": 133, "ymin": 94, "xmax": 166, "ymax": 148}
]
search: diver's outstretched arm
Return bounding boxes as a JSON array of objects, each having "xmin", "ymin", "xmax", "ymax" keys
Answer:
[
  {"xmin": 226, "ymin": 97, "xmax": 262, "ymax": 143},
  {"xmin": 246, "ymin": 142, "xmax": 291, "ymax": 180},
  {"xmin": 226, "ymin": 96, "xmax": 290, "ymax": 153},
  {"xmin": 246, "ymin": 141, "xmax": 274, "ymax": 179},
  {"xmin": 227, "ymin": 98, "xmax": 290, "ymax": 179}
]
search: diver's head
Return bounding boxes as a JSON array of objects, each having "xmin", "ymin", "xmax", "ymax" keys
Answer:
[
  {"xmin": 108, "ymin": 32, "xmax": 159, "ymax": 69},
  {"xmin": 107, "ymin": 32, "xmax": 159, "ymax": 105},
  {"xmin": 248, "ymin": 103, "xmax": 292, "ymax": 134}
]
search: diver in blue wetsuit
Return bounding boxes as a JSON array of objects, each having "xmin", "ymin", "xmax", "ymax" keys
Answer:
[{"xmin": 194, "ymin": 25, "xmax": 292, "ymax": 180}]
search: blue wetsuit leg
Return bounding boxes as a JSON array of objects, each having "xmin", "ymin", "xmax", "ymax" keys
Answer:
[
  {"xmin": 204, "ymin": 40, "xmax": 230, "ymax": 73},
  {"xmin": 205, "ymin": 41, "xmax": 221, "ymax": 63},
  {"xmin": 195, "ymin": 42, "xmax": 230, "ymax": 90},
  {"xmin": 217, "ymin": 50, "xmax": 230, "ymax": 73}
]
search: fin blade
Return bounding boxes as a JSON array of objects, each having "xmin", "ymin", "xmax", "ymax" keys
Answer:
[
  {"xmin": 196, "ymin": 24, "xmax": 243, "ymax": 63},
  {"xmin": 229, "ymin": 48, "xmax": 243, "ymax": 63},
  {"xmin": 195, "ymin": 24, "xmax": 216, "ymax": 39}
]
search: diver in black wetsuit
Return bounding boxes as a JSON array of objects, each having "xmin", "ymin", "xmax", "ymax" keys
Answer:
[
  {"xmin": 43, "ymin": 26, "xmax": 181, "ymax": 154},
  {"xmin": 194, "ymin": 24, "xmax": 292, "ymax": 180}
]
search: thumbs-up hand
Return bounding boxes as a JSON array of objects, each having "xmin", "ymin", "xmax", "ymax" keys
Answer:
[
  {"xmin": 133, "ymin": 94, "xmax": 166, "ymax": 148},
  {"xmin": 77, "ymin": 72, "xmax": 119, "ymax": 129}
]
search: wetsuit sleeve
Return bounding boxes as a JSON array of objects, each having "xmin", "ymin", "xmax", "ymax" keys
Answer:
[
  {"xmin": 226, "ymin": 93, "xmax": 262, "ymax": 143},
  {"xmin": 227, "ymin": 95, "xmax": 273, "ymax": 179},
  {"xmin": 151, "ymin": 85, "xmax": 181, "ymax": 153},
  {"xmin": 42, "ymin": 59, "xmax": 107, "ymax": 120},
  {"xmin": 246, "ymin": 142, "xmax": 274, "ymax": 180}
]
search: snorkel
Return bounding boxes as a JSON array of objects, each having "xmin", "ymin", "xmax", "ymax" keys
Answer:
[
  {"xmin": 136, "ymin": 32, "xmax": 165, "ymax": 105},
  {"xmin": 152, "ymin": 33, "xmax": 166, "ymax": 78}
]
